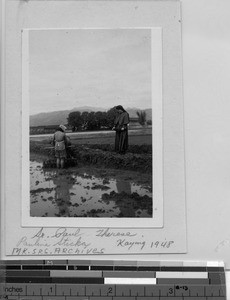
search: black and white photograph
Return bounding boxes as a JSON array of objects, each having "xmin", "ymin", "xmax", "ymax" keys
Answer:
[{"xmin": 22, "ymin": 28, "xmax": 163, "ymax": 226}]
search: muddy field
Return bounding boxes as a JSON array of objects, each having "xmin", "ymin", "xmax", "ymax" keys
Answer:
[{"xmin": 30, "ymin": 129, "xmax": 152, "ymax": 218}]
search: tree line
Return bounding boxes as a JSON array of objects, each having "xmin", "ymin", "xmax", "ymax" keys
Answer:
[
  {"xmin": 67, "ymin": 108, "xmax": 117, "ymax": 131},
  {"xmin": 67, "ymin": 108, "xmax": 151, "ymax": 131}
]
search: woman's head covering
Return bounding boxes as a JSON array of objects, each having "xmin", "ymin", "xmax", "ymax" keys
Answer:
[
  {"xmin": 59, "ymin": 124, "xmax": 67, "ymax": 132},
  {"xmin": 115, "ymin": 105, "xmax": 126, "ymax": 112}
]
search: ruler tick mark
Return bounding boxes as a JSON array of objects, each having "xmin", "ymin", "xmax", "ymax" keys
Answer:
[{"xmin": 1, "ymin": 261, "xmax": 227, "ymax": 300}]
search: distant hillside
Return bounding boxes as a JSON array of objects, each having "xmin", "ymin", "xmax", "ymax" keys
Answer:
[
  {"xmin": 30, "ymin": 106, "xmax": 152, "ymax": 127},
  {"xmin": 30, "ymin": 106, "xmax": 106, "ymax": 127}
]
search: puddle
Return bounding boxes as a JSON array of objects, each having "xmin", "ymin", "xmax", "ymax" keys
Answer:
[{"xmin": 30, "ymin": 161, "xmax": 152, "ymax": 218}]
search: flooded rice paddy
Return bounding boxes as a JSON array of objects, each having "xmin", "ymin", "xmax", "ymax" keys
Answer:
[{"xmin": 30, "ymin": 161, "xmax": 152, "ymax": 218}]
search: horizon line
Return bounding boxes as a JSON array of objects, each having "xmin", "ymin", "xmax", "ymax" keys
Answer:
[{"xmin": 30, "ymin": 106, "xmax": 152, "ymax": 116}]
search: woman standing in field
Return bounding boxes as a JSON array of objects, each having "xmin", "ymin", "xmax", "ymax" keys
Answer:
[
  {"xmin": 112, "ymin": 105, "xmax": 130, "ymax": 154},
  {"xmin": 52, "ymin": 125, "xmax": 68, "ymax": 169}
]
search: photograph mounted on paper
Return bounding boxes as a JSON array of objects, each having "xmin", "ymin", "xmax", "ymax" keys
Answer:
[{"xmin": 22, "ymin": 28, "xmax": 163, "ymax": 228}]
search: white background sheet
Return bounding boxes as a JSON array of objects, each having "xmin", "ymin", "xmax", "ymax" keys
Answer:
[
  {"xmin": 1, "ymin": 0, "xmax": 230, "ymax": 270},
  {"xmin": 2, "ymin": 0, "xmax": 186, "ymax": 258}
]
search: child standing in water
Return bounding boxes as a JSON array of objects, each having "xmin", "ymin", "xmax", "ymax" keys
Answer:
[{"xmin": 52, "ymin": 125, "xmax": 68, "ymax": 169}]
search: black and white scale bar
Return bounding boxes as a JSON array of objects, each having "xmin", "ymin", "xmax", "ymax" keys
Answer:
[
  {"xmin": 0, "ymin": 260, "xmax": 225, "ymax": 271},
  {"xmin": 1, "ymin": 271, "xmax": 224, "ymax": 284},
  {"xmin": 3, "ymin": 278, "xmax": 105, "ymax": 284},
  {"xmin": 0, "ymin": 264, "xmax": 222, "ymax": 271},
  {"xmin": 0, "ymin": 261, "xmax": 226, "ymax": 299}
]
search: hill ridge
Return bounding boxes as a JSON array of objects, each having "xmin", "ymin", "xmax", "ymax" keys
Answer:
[{"xmin": 30, "ymin": 106, "xmax": 152, "ymax": 127}]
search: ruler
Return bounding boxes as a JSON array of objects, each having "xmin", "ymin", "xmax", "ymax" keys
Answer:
[{"xmin": 0, "ymin": 260, "xmax": 226, "ymax": 299}]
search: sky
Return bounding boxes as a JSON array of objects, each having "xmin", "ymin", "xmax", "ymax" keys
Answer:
[{"xmin": 29, "ymin": 29, "xmax": 152, "ymax": 115}]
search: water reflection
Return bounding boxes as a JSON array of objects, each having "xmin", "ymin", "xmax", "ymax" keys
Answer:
[
  {"xmin": 116, "ymin": 180, "xmax": 131, "ymax": 194},
  {"xmin": 30, "ymin": 161, "xmax": 152, "ymax": 218},
  {"xmin": 53, "ymin": 175, "xmax": 72, "ymax": 217},
  {"xmin": 117, "ymin": 199, "xmax": 136, "ymax": 217}
]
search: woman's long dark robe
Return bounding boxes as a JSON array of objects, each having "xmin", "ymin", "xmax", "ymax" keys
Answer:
[{"xmin": 114, "ymin": 112, "xmax": 130, "ymax": 154}]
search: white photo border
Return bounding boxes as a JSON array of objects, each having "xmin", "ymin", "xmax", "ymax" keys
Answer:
[{"xmin": 21, "ymin": 27, "xmax": 163, "ymax": 228}]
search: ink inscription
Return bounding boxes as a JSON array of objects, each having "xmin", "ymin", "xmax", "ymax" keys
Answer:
[{"xmin": 11, "ymin": 227, "xmax": 175, "ymax": 255}]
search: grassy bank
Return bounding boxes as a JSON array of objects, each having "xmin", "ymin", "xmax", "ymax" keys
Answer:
[{"xmin": 30, "ymin": 141, "xmax": 152, "ymax": 173}]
